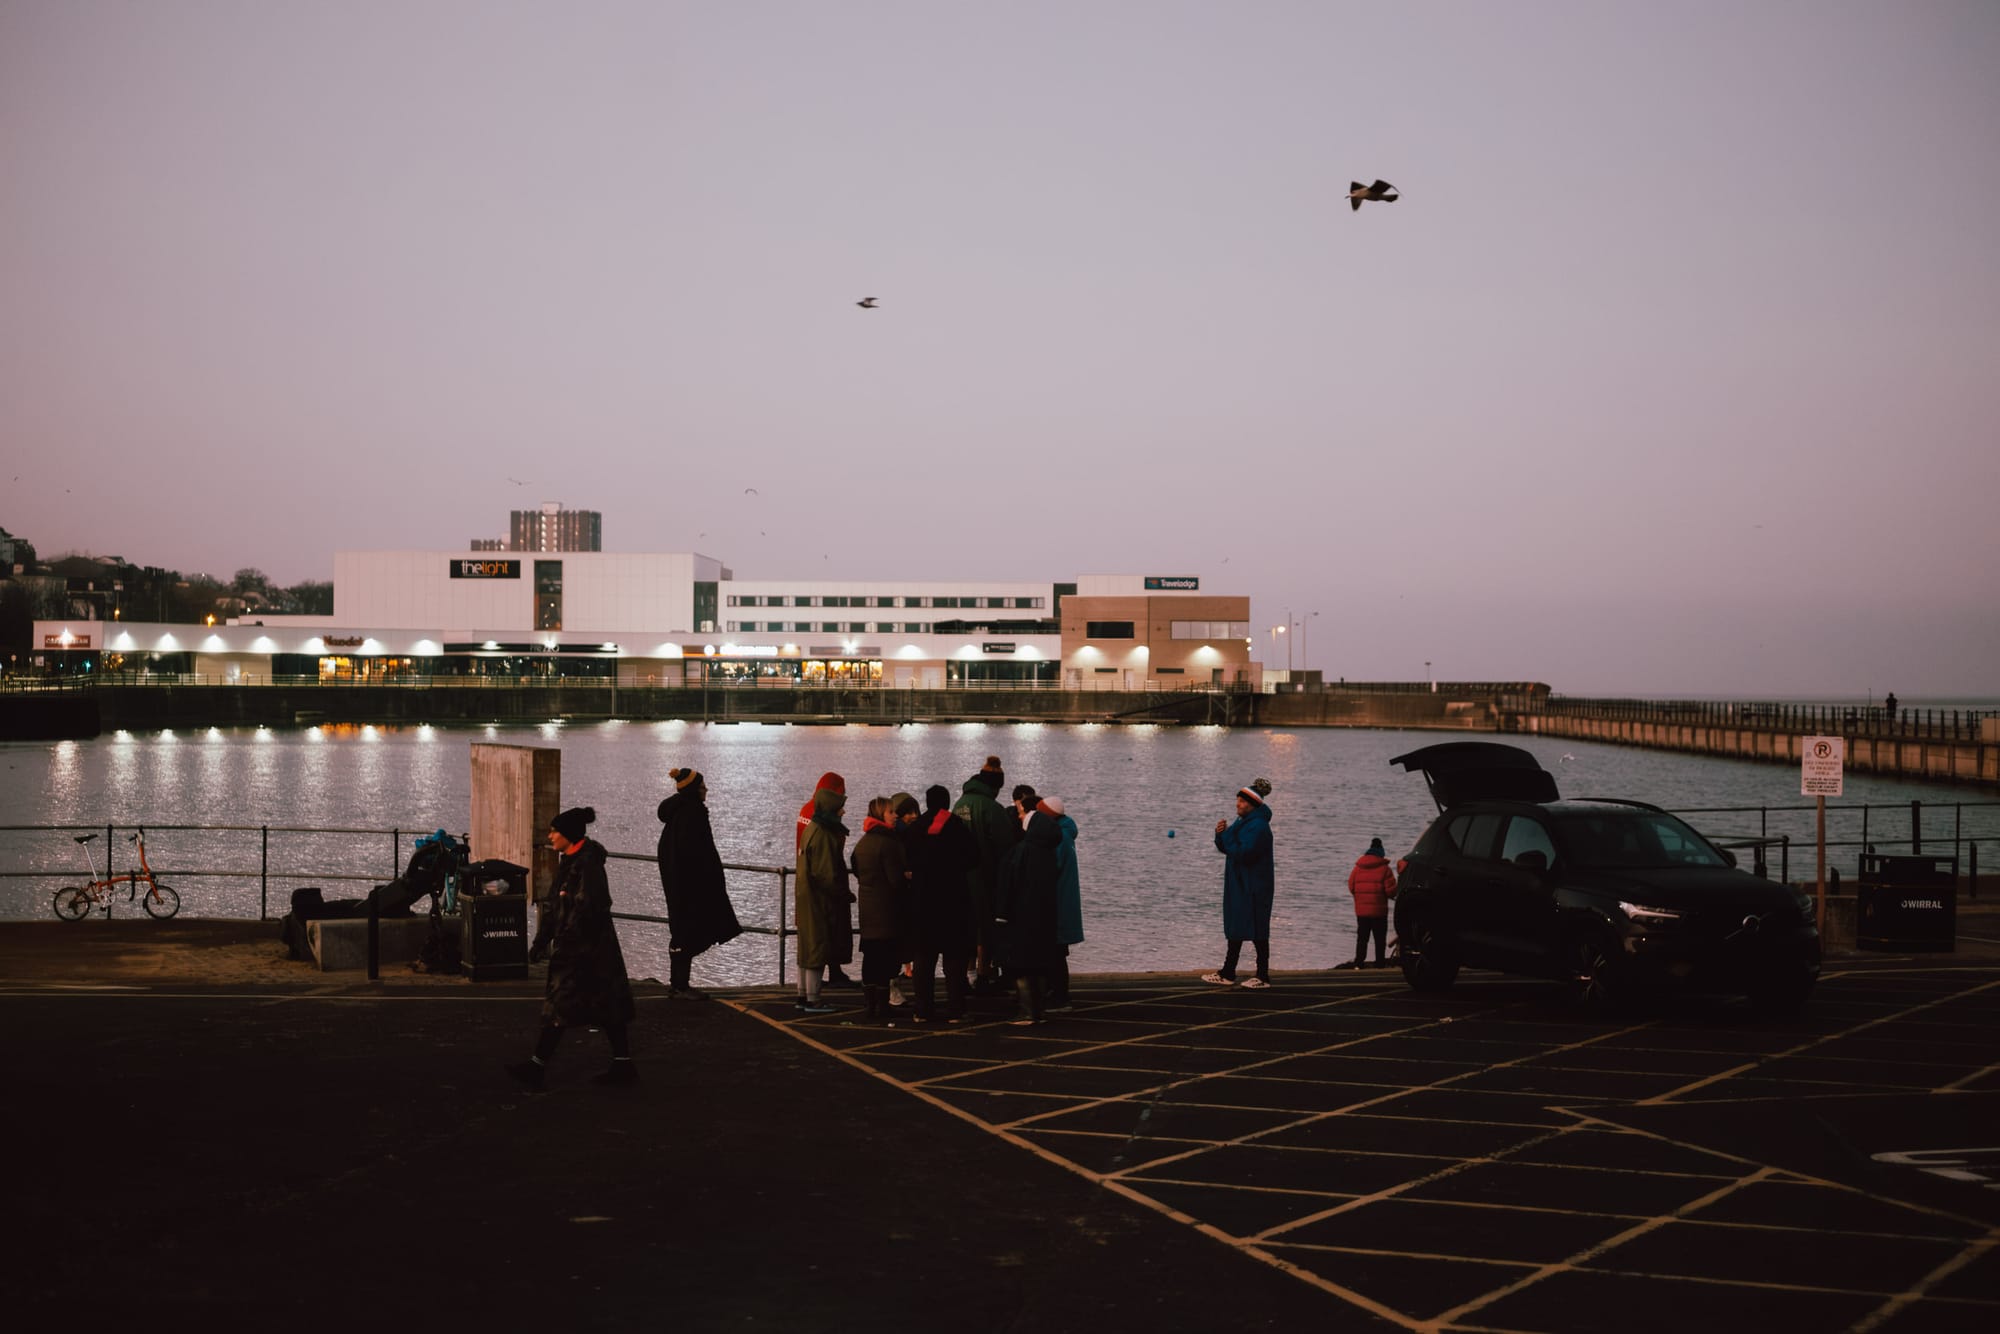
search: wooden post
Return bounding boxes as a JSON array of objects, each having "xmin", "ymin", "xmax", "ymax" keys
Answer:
[{"xmin": 1816, "ymin": 794, "xmax": 1827, "ymax": 938}]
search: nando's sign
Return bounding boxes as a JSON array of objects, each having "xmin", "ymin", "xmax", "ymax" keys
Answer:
[{"xmin": 451, "ymin": 558, "xmax": 521, "ymax": 579}]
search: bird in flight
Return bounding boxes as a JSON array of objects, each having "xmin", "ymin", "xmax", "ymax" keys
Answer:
[
  {"xmin": 1349, "ymin": 180, "xmax": 1399, "ymax": 211},
  {"xmin": 856, "ymin": 297, "xmax": 878, "ymax": 309},
  {"xmin": 744, "ymin": 487, "xmax": 759, "ymax": 495}
]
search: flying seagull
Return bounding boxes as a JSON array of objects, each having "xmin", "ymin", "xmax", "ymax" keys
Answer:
[
  {"xmin": 1349, "ymin": 179, "xmax": 1399, "ymax": 211},
  {"xmin": 856, "ymin": 297, "xmax": 878, "ymax": 308}
]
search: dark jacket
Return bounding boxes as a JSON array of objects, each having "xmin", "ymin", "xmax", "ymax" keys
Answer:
[
  {"xmin": 794, "ymin": 790, "xmax": 854, "ymax": 969},
  {"xmin": 994, "ymin": 811, "xmax": 1063, "ymax": 973},
  {"xmin": 850, "ymin": 817, "xmax": 910, "ymax": 945},
  {"xmin": 1215, "ymin": 803, "xmax": 1275, "ymax": 940},
  {"xmin": 656, "ymin": 789, "xmax": 743, "ymax": 955},
  {"xmin": 953, "ymin": 773, "xmax": 1016, "ymax": 929},
  {"xmin": 536, "ymin": 840, "xmax": 637, "ymax": 1028},
  {"xmin": 1347, "ymin": 853, "xmax": 1396, "ymax": 919},
  {"xmin": 907, "ymin": 806, "xmax": 980, "ymax": 954}
]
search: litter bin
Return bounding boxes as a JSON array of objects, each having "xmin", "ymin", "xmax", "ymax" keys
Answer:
[
  {"xmin": 1855, "ymin": 854, "xmax": 1956, "ymax": 952},
  {"xmin": 462, "ymin": 892, "xmax": 529, "ymax": 980}
]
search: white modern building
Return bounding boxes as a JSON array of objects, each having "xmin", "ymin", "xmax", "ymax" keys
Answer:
[{"xmin": 34, "ymin": 552, "xmax": 1257, "ymax": 690}]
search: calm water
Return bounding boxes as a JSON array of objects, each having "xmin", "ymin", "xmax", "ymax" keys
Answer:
[{"xmin": 5, "ymin": 721, "xmax": 1995, "ymax": 984}]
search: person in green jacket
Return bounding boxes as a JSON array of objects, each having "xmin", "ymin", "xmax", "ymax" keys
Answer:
[
  {"xmin": 952, "ymin": 755, "xmax": 1017, "ymax": 994},
  {"xmin": 794, "ymin": 786, "xmax": 853, "ymax": 1015}
]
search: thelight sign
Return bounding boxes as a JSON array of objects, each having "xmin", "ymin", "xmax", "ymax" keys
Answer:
[
  {"xmin": 1801, "ymin": 736, "xmax": 1844, "ymax": 797},
  {"xmin": 451, "ymin": 559, "xmax": 521, "ymax": 579}
]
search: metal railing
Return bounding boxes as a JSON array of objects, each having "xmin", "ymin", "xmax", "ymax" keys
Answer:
[
  {"xmin": 0, "ymin": 820, "xmax": 798, "ymax": 975},
  {"xmin": 5, "ymin": 798, "xmax": 1990, "ymax": 975}
]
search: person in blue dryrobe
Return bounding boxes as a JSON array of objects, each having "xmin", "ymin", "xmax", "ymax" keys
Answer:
[{"xmin": 1203, "ymin": 778, "xmax": 1274, "ymax": 989}]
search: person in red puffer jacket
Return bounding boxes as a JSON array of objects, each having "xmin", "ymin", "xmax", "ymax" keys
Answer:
[{"xmin": 1346, "ymin": 837, "xmax": 1397, "ymax": 967}]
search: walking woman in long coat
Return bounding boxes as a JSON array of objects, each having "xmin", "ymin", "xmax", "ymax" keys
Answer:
[
  {"xmin": 1203, "ymin": 778, "xmax": 1275, "ymax": 989},
  {"xmin": 656, "ymin": 767, "xmax": 743, "ymax": 999},
  {"xmin": 508, "ymin": 806, "xmax": 637, "ymax": 1088},
  {"xmin": 794, "ymin": 786, "xmax": 854, "ymax": 1014}
]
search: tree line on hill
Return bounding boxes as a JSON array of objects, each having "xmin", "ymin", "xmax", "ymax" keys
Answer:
[{"xmin": 0, "ymin": 524, "xmax": 330, "ymax": 662}]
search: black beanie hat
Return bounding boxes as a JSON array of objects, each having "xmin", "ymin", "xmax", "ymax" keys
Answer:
[{"xmin": 551, "ymin": 806, "xmax": 595, "ymax": 843}]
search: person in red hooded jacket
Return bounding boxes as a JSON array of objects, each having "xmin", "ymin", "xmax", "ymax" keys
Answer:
[
  {"xmin": 798, "ymin": 773, "xmax": 856, "ymax": 987},
  {"xmin": 1346, "ymin": 837, "xmax": 1397, "ymax": 968}
]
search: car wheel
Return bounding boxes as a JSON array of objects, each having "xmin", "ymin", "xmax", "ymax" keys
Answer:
[
  {"xmin": 1572, "ymin": 933, "xmax": 1629, "ymax": 1013},
  {"xmin": 1399, "ymin": 917, "xmax": 1460, "ymax": 993}
]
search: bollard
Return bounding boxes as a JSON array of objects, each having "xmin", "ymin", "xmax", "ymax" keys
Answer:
[
  {"xmin": 1912, "ymin": 800, "xmax": 1922, "ymax": 855},
  {"xmin": 366, "ymin": 887, "xmax": 380, "ymax": 981}
]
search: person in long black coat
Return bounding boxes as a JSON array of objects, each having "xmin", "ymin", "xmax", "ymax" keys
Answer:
[
  {"xmin": 994, "ymin": 808, "xmax": 1064, "ymax": 1025},
  {"xmin": 906, "ymin": 784, "xmax": 980, "ymax": 1023},
  {"xmin": 508, "ymin": 806, "xmax": 637, "ymax": 1089},
  {"xmin": 656, "ymin": 767, "xmax": 743, "ymax": 998}
]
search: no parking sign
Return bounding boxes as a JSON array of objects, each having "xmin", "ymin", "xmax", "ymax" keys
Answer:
[{"xmin": 1802, "ymin": 736, "xmax": 1845, "ymax": 797}]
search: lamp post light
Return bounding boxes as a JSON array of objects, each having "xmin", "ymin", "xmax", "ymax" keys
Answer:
[{"xmin": 1426, "ymin": 660, "xmax": 1434, "ymax": 692}]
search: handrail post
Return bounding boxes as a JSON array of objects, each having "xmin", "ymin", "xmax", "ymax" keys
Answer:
[
  {"xmin": 1911, "ymin": 800, "xmax": 1922, "ymax": 855},
  {"xmin": 366, "ymin": 886, "xmax": 380, "ymax": 981},
  {"xmin": 393, "ymin": 828, "xmax": 401, "ymax": 877},
  {"xmin": 777, "ymin": 866, "xmax": 790, "ymax": 987},
  {"xmin": 260, "ymin": 826, "xmax": 269, "ymax": 920}
]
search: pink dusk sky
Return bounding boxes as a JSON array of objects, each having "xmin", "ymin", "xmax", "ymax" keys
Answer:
[{"xmin": 3, "ymin": 1, "xmax": 1996, "ymax": 696}]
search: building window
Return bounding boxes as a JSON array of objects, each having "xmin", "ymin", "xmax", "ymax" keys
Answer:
[
  {"xmin": 902, "ymin": 596, "xmax": 928, "ymax": 607},
  {"xmin": 534, "ymin": 560, "xmax": 562, "ymax": 631},
  {"xmin": 694, "ymin": 581, "xmax": 717, "ymax": 634},
  {"xmin": 1171, "ymin": 620, "xmax": 1251, "ymax": 640},
  {"xmin": 934, "ymin": 596, "xmax": 958, "ymax": 608},
  {"xmin": 1086, "ymin": 621, "xmax": 1135, "ymax": 639},
  {"xmin": 823, "ymin": 595, "xmax": 848, "ymax": 607},
  {"xmin": 874, "ymin": 596, "xmax": 897, "ymax": 608}
]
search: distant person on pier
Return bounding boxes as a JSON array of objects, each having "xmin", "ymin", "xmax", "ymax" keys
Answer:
[
  {"xmin": 850, "ymin": 795, "xmax": 912, "ymax": 1024},
  {"xmin": 796, "ymin": 772, "xmax": 856, "ymax": 989},
  {"xmin": 655, "ymin": 768, "xmax": 742, "ymax": 999},
  {"xmin": 1203, "ymin": 778, "xmax": 1275, "ymax": 989},
  {"xmin": 508, "ymin": 806, "xmax": 638, "ymax": 1089},
  {"xmin": 954, "ymin": 755, "xmax": 1016, "ymax": 994},
  {"xmin": 1041, "ymin": 796, "xmax": 1084, "ymax": 1011},
  {"xmin": 1345, "ymin": 837, "xmax": 1397, "ymax": 968},
  {"xmin": 1884, "ymin": 691, "xmax": 1899, "ymax": 721},
  {"xmin": 906, "ymin": 784, "xmax": 979, "ymax": 1023},
  {"xmin": 794, "ymin": 786, "xmax": 854, "ymax": 1014}
]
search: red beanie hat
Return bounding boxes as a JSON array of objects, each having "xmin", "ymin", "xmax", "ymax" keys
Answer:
[{"xmin": 814, "ymin": 772, "xmax": 845, "ymax": 795}]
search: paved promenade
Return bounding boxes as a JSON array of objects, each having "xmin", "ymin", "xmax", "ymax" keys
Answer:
[{"xmin": 6, "ymin": 917, "xmax": 2000, "ymax": 1332}]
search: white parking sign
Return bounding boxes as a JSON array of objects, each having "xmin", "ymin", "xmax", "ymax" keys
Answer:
[{"xmin": 1802, "ymin": 736, "xmax": 1845, "ymax": 797}]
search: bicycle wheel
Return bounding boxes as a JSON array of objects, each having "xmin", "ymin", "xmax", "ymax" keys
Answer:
[
  {"xmin": 142, "ymin": 882, "xmax": 181, "ymax": 920},
  {"xmin": 53, "ymin": 887, "xmax": 92, "ymax": 921}
]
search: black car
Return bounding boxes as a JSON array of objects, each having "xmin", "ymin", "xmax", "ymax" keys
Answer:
[{"xmin": 1389, "ymin": 742, "xmax": 1820, "ymax": 1011}]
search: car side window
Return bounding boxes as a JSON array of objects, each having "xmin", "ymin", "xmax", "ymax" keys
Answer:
[
  {"xmin": 1442, "ymin": 814, "xmax": 1477, "ymax": 852},
  {"xmin": 1458, "ymin": 812, "xmax": 1505, "ymax": 861},
  {"xmin": 1499, "ymin": 817, "xmax": 1557, "ymax": 871}
]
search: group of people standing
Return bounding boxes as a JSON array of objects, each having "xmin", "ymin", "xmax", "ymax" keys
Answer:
[
  {"xmin": 794, "ymin": 756, "xmax": 1083, "ymax": 1027},
  {"xmin": 505, "ymin": 758, "xmax": 1400, "ymax": 1088}
]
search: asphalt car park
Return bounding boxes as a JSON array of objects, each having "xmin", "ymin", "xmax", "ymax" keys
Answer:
[{"xmin": 764, "ymin": 963, "xmax": 2000, "ymax": 1331}]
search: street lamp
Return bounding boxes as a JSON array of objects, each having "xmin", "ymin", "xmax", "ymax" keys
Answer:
[
  {"xmin": 1426, "ymin": 660, "xmax": 1434, "ymax": 692},
  {"xmin": 1272, "ymin": 624, "xmax": 1290, "ymax": 673}
]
